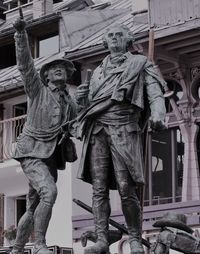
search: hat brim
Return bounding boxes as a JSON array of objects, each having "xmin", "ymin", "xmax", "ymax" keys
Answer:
[
  {"xmin": 40, "ymin": 59, "xmax": 75, "ymax": 84},
  {"xmin": 153, "ymin": 219, "xmax": 193, "ymax": 234}
]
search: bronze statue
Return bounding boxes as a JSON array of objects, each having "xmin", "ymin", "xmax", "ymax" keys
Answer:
[
  {"xmin": 152, "ymin": 212, "xmax": 200, "ymax": 254},
  {"xmin": 67, "ymin": 24, "xmax": 166, "ymax": 254},
  {"xmin": 11, "ymin": 16, "xmax": 77, "ymax": 254}
]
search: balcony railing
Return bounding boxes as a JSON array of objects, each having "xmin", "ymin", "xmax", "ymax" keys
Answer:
[{"xmin": 0, "ymin": 115, "xmax": 27, "ymax": 161}]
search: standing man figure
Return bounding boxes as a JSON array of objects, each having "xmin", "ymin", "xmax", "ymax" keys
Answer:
[
  {"xmin": 73, "ymin": 24, "xmax": 166, "ymax": 254},
  {"xmin": 11, "ymin": 17, "xmax": 77, "ymax": 254}
]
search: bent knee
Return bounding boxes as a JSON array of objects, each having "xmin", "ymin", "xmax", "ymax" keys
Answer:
[
  {"xmin": 93, "ymin": 179, "xmax": 108, "ymax": 195},
  {"xmin": 118, "ymin": 180, "xmax": 130, "ymax": 197},
  {"xmin": 39, "ymin": 182, "xmax": 58, "ymax": 206}
]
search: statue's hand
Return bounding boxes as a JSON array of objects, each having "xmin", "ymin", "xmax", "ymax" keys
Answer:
[
  {"xmin": 75, "ymin": 84, "xmax": 89, "ymax": 102},
  {"xmin": 150, "ymin": 118, "xmax": 167, "ymax": 131},
  {"xmin": 13, "ymin": 18, "xmax": 26, "ymax": 32}
]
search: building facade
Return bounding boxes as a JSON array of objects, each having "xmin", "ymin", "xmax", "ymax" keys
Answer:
[{"xmin": 0, "ymin": 0, "xmax": 200, "ymax": 253}]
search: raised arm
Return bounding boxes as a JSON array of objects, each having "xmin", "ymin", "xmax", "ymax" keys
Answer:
[{"xmin": 13, "ymin": 18, "xmax": 41, "ymax": 98}]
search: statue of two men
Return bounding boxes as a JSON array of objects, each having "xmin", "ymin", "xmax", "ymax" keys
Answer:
[{"xmin": 11, "ymin": 15, "xmax": 166, "ymax": 254}]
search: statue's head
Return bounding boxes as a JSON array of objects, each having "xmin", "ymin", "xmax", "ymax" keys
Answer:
[
  {"xmin": 102, "ymin": 24, "xmax": 134, "ymax": 53},
  {"xmin": 40, "ymin": 59, "xmax": 75, "ymax": 86}
]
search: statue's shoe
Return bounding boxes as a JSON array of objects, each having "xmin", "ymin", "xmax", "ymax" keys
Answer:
[
  {"xmin": 10, "ymin": 249, "xmax": 23, "ymax": 254},
  {"xmin": 33, "ymin": 244, "xmax": 53, "ymax": 254},
  {"xmin": 130, "ymin": 240, "xmax": 145, "ymax": 254},
  {"xmin": 84, "ymin": 240, "xmax": 109, "ymax": 254}
]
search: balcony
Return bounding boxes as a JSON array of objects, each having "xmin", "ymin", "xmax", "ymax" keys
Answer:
[
  {"xmin": 72, "ymin": 199, "xmax": 200, "ymax": 241},
  {"xmin": 0, "ymin": 115, "xmax": 26, "ymax": 161}
]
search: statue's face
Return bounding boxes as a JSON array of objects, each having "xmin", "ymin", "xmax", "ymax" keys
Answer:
[
  {"xmin": 47, "ymin": 64, "xmax": 67, "ymax": 85},
  {"xmin": 105, "ymin": 27, "xmax": 128, "ymax": 53}
]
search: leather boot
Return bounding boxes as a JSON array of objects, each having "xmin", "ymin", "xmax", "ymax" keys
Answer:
[
  {"xmin": 130, "ymin": 239, "xmax": 145, "ymax": 254},
  {"xmin": 11, "ymin": 211, "xmax": 34, "ymax": 254},
  {"xmin": 121, "ymin": 187, "xmax": 145, "ymax": 254},
  {"xmin": 84, "ymin": 240, "xmax": 109, "ymax": 254},
  {"xmin": 33, "ymin": 243, "xmax": 53, "ymax": 254},
  {"xmin": 33, "ymin": 202, "xmax": 53, "ymax": 254},
  {"xmin": 84, "ymin": 193, "xmax": 110, "ymax": 254}
]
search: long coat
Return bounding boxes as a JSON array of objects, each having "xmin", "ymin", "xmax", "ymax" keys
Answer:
[
  {"xmin": 13, "ymin": 31, "xmax": 77, "ymax": 169},
  {"xmin": 73, "ymin": 52, "xmax": 166, "ymax": 189}
]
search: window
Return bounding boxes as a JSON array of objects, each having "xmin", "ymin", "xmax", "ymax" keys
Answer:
[
  {"xmin": 144, "ymin": 128, "xmax": 184, "ymax": 206},
  {"xmin": 9, "ymin": 1, "xmax": 18, "ymax": 10},
  {"xmin": 53, "ymin": 0, "xmax": 63, "ymax": 3},
  {"xmin": 6, "ymin": 0, "xmax": 33, "ymax": 10},
  {"xmin": 38, "ymin": 34, "xmax": 59, "ymax": 57},
  {"xmin": 13, "ymin": 102, "xmax": 27, "ymax": 117},
  {"xmin": 70, "ymin": 61, "xmax": 82, "ymax": 86},
  {"xmin": 16, "ymin": 196, "xmax": 26, "ymax": 224},
  {"xmin": 165, "ymin": 79, "xmax": 183, "ymax": 113},
  {"xmin": 20, "ymin": 0, "xmax": 29, "ymax": 4},
  {"xmin": 0, "ymin": 43, "xmax": 16, "ymax": 69}
]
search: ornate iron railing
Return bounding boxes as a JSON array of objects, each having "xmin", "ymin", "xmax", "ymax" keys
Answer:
[{"xmin": 0, "ymin": 115, "xmax": 27, "ymax": 161}]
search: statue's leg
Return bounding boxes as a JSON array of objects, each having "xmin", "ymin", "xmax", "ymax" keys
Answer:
[
  {"xmin": 84, "ymin": 130, "xmax": 110, "ymax": 254},
  {"xmin": 114, "ymin": 170, "xmax": 144, "ymax": 254},
  {"xmin": 11, "ymin": 183, "xmax": 39, "ymax": 254},
  {"xmin": 18, "ymin": 158, "xmax": 57, "ymax": 254}
]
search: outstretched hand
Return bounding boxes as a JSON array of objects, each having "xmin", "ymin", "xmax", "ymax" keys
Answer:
[
  {"xmin": 13, "ymin": 17, "xmax": 26, "ymax": 32},
  {"xmin": 150, "ymin": 119, "xmax": 167, "ymax": 132}
]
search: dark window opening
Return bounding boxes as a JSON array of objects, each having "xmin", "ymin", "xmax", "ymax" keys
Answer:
[
  {"xmin": 20, "ymin": 0, "xmax": 29, "ymax": 4},
  {"xmin": 10, "ymin": 1, "xmax": 18, "ymax": 9},
  {"xmin": 68, "ymin": 61, "xmax": 82, "ymax": 86},
  {"xmin": 191, "ymin": 73, "xmax": 200, "ymax": 102},
  {"xmin": 0, "ymin": 1, "xmax": 6, "ymax": 20},
  {"xmin": 53, "ymin": 0, "xmax": 63, "ymax": 3},
  {"xmin": 144, "ymin": 128, "xmax": 184, "ymax": 206},
  {"xmin": 13, "ymin": 102, "xmax": 27, "ymax": 117},
  {"xmin": 16, "ymin": 196, "xmax": 26, "ymax": 224},
  {"xmin": 165, "ymin": 79, "xmax": 183, "ymax": 113},
  {"xmin": 0, "ymin": 43, "xmax": 16, "ymax": 69}
]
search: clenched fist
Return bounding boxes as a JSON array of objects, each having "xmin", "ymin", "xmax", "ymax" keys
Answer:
[{"xmin": 13, "ymin": 17, "xmax": 26, "ymax": 32}]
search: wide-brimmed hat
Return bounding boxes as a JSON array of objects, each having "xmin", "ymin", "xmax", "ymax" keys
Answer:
[
  {"xmin": 40, "ymin": 59, "xmax": 75, "ymax": 84},
  {"xmin": 152, "ymin": 212, "xmax": 193, "ymax": 233}
]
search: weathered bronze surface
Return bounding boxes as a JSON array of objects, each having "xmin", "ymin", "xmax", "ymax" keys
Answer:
[
  {"xmin": 70, "ymin": 24, "xmax": 166, "ymax": 254},
  {"xmin": 152, "ymin": 212, "xmax": 200, "ymax": 254},
  {"xmin": 11, "ymin": 16, "xmax": 77, "ymax": 254}
]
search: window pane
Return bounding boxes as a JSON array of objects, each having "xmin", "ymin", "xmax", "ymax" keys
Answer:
[
  {"xmin": 151, "ymin": 130, "xmax": 172, "ymax": 204},
  {"xmin": 16, "ymin": 196, "xmax": 26, "ymax": 224},
  {"xmin": 39, "ymin": 35, "xmax": 59, "ymax": 57},
  {"xmin": 176, "ymin": 128, "xmax": 184, "ymax": 199},
  {"xmin": 144, "ymin": 128, "xmax": 184, "ymax": 206},
  {"xmin": 0, "ymin": 43, "xmax": 16, "ymax": 69},
  {"xmin": 165, "ymin": 79, "xmax": 183, "ymax": 113}
]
